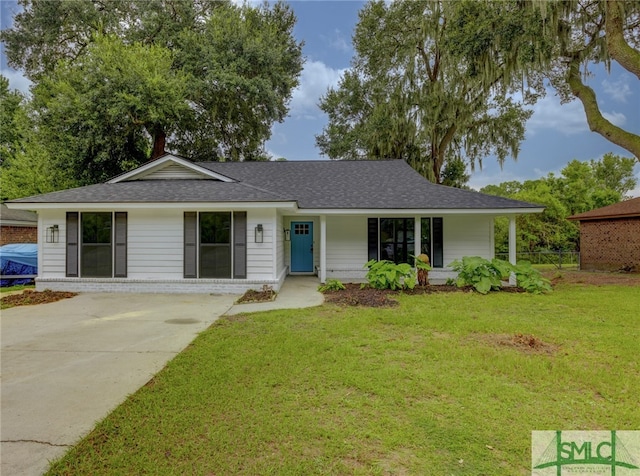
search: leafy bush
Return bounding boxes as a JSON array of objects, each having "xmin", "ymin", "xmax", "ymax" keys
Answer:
[
  {"xmin": 513, "ymin": 261, "xmax": 552, "ymax": 294},
  {"xmin": 449, "ymin": 256, "xmax": 552, "ymax": 294},
  {"xmin": 318, "ymin": 279, "xmax": 346, "ymax": 293},
  {"xmin": 364, "ymin": 259, "xmax": 416, "ymax": 290},
  {"xmin": 449, "ymin": 256, "xmax": 512, "ymax": 294}
]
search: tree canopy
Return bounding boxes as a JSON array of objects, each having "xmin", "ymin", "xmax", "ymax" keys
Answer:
[
  {"xmin": 454, "ymin": 0, "xmax": 640, "ymax": 161},
  {"xmin": 316, "ymin": 0, "xmax": 547, "ymax": 184},
  {"xmin": 1, "ymin": 0, "xmax": 303, "ymax": 186},
  {"xmin": 482, "ymin": 153, "xmax": 638, "ymax": 253}
]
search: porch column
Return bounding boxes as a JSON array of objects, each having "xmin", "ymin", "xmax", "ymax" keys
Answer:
[
  {"xmin": 320, "ymin": 215, "xmax": 327, "ymax": 283},
  {"xmin": 508, "ymin": 215, "xmax": 517, "ymax": 285},
  {"xmin": 414, "ymin": 216, "xmax": 421, "ymax": 259}
]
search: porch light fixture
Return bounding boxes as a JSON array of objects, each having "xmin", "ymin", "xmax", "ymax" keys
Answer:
[
  {"xmin": 46, "ymin": 224, "xmax": 59, "ymax": 243},
  {"xmin": 284, "ymin": 228, "xmax": 291, "ymax": 241},
  {"xmin": 255, "ymin": 224, "xmax": 264, "ymax": 243}
]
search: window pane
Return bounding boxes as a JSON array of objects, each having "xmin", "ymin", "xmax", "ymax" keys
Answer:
[
  {"xmin": 200, "ymin": 213, "xmax": 230, "ymax": 244},
  {"xmin": 379, "ymin": 218, "xmax": 414, "ymax": 264},
  {"xmin": 421, "ymin": 218, "xmax": 431, "ymax": 261},
  {"xmin": 367, "ymin": 218, "xmax": 378, "ymax": 261},
  {"xmin": 433, "ymin": 217, "xmax": 443, "ymax": 268},
  {"xmin": 81, "ymin": 245, "xmax": 112, "ymax": 277},
  {"xmin": 380, "ymin": 219, "xmax": 395, "ymax": 261},
  {"xmin": 81, "ymin": 213, "xmax": 112, "ymax": 277},
  {"xmin": 82, "ymin": 212, "xmax": 112, "ymax": 244},
  {"xmin": 200, "ymin": 245, "xmax": 231, "ymax": 278}
]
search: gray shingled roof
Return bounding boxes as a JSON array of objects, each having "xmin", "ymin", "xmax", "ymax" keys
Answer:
[
  {"xmin": 200, "ymin": 160, "xmax": 539, "ymax": 209},
  {"xmin": 9, "ymin": 159, "xmax": 540, "ymax": 210},
  {"xmin": 9, "ymin": 180, "xmax": 289, "ymax": 204},
  {"xmin": 0, "ymin": 203, "xmax": 38, "ymax": 222}
]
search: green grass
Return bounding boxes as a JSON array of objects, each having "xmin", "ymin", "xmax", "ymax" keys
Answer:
[
  {"xmin": 47, "ymin": 283, "xmax": 640, "ymax": 475},
  {"xmin": 0, "ymin": 283, "xmax": 34, "ymax": 294}
]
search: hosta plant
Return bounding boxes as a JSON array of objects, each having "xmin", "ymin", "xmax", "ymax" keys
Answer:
[
  {"xmin": 318, "ymin": 279, "xmax": 346, "ymax": 292},
  {"xmin": 364, "ymin": 259, "xmax": 416, "ymax": 290}
]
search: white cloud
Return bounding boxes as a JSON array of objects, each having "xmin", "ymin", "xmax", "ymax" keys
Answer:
[
  {"xmin": 289, "ymin": 60, "xmax": 346, "ymax": 118},
  {"xmin": 526, "ymin": 93, "xmax": 628, "ymax": 136},
  {"xmin": 602, "ymin": 75, "xmax": 633, "ymax": 103},
  {"xmin": 3, "ymin": 68, "xmax": 31, "ymax": 95},
  {"xmin": 601, "ymin": 110, "xmax": 627, "ymax": 127},
  {"xmin": 467, "ymin": 170, "xmax": 531, "ymax": 191},
  {"xmin": 526, "ymin": 95, "xmax": 589, "ymax": 135},
  {"xmin": 321, "ymin": 29, "xmax": 350, "ymax": 53}
]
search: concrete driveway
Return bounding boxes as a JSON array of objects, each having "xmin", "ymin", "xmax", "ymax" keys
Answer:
[{"xmin": 1, "ymin": 292, "xmax": 236, "ymax": 476}]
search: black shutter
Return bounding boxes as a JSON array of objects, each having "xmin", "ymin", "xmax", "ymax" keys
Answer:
[
  {"xmin": 233, "ymin": 212, "xmax": 247, "ymax": 278},
  {"xmin": 66, "ymin": 212, "xmax": 79, "ymax": 277},
  {"xmin": 432, "ymin": 217, "xmax": 444, "ymax": 268},
  {"xmin": 114, "ymin": 212, "xmax": 127, "ymax": 277},
  {"xmin": 184, "ymin": 212, "xmax": 197, "ymax": 278},
  {"xmin": 367, "ymin": 218, "xmax": 378, "ymax": 261}
]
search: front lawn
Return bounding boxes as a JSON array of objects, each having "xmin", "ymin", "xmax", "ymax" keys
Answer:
[{"xmin": 47, "ymin": 282, "xmax": 639, "ymax": 475}]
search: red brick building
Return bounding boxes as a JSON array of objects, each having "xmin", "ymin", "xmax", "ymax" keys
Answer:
[
  {"xmin": 0, "ymin": 204, "xmax": 38, "ymax": 245},
  {"xmin": 568, "ymin": 197, "xmax": 640, "ymax": 273}
]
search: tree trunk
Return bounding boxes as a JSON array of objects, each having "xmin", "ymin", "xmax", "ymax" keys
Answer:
[
  {"xmin": 567, "ymin": 58, "xmax": 640, "ymax": 160},
  {"xmin": 605, "ymin": 0, "xmax": 640, "ymax": 79},
  {"xmin": 151, "ymin": 128, "xmax": 167, "ymax": 160}
]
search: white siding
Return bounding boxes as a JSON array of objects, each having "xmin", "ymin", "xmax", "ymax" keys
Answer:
[
  {"xmin": 442, "ymin": 215, "xmax": 494, "ymax": 265},
  {"xmin": 127, "ymin": 209, "xmax": 184, "ymax": 278},
  {"xmin": 326, "ymin": 215, "xmax": 367, "ymax": 273},
  {"xmin": 39, "ymin": 210, "xmax": 67, "ymax": 277},
  {"xmin": 246, "ymin": 209, "xmax": 277, "ymax": 280},
  {"xmin": 39, "ymin": 207, "xmax": 279, "ymax": 283},
  {"xmin": 276, "ymin": 212, "xmax": 285, "ymax": 275}
]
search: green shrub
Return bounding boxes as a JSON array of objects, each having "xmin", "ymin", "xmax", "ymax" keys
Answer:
[
  {"xmin": 318, "ymin": 279, "xmax": 346, "ymax": 292},
  {"xmin": 364, "ymin": 259, "xmax": 416, "ymax": 290},
  {"xmin": 514, "ymin": 261, "xmax": 552, "ymax": 294},
  {"xmin": 450, "ymin": 256, "xmax": 552, "ymax": 294},
  {"xmin": 449, "ymin": 256, "xmax": 513, "ymax": 294}
]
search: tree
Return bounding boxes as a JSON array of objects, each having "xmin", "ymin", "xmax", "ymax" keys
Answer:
[
  {"xmin": 31, "ymin": 35, "xmax": 190, "ymax": 183},
  {"xmin": 454, "ymin": 0, "xmax": 640, "ymax": 161},
  {"xmin": 543, "ymin": 0, "xmax": 640, "ymax": 160},
  {"xmin": 482, "ymin": 154, "xmax": 638, "ymax": 252},
  {"xmin": 316, "ymin": 0, "xmax": 543, "ymax": 184},
  {"xmin": 0, "ymin": 78, "xmax": 76, "ymax": 200},
  {"xmin": 1, "ymin": 1, "xmax": 303, "ymax": 182},
  {"xmin": 0, "ymin": 75, "xmax": 25, "ymax": 166}
]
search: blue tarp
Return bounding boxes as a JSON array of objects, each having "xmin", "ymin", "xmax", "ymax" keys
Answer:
[{"xmin": 1, "ymin": 244, "xmax": 38, "ymax": 286}]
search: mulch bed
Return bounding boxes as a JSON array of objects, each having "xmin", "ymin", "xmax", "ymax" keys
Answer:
[
  {"xmin": 236, "ymin": 286, "xmax": 277, "ymax": 304},
  {"xmin": 1, "ymin": 289, "xmax": 78, "ymax": 308},
  {"xmin": 322, "ymin": 283, "xmax": 525, "ymax": 307}
]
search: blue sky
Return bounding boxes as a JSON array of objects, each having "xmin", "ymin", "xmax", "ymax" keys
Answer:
[{"xmin": 2, "ymin": 0, "xmax": 639, "ymax": 196}]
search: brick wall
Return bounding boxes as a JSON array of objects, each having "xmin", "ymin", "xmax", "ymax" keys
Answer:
[
  {"xmin": 579, "ymin": 217, "xmax": 640, "ymax": 272},
  {"xmin": 1, "ymin": 225, "xmax": 38, "ymax": 246}
]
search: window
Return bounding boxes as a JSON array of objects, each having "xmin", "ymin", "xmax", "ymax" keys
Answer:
[
  {"xmin": 184, "ymin": 212, "xmax": 246, "ymax": 279},
  {"xmin": 66, "ymin": 212, "xmax": 127, "ymax": 278},
  {"xmin": 294, "ymin": 223, "xmax": 310, "ymax": 235},
  {"xmin": 380, "ymin": 218, "xmax": 414, "ymax": 264},
  {"xmin": 200, "ymin": 212, "xmax": 231, "ymax": 278},
  {"xmin": 82, "ymin": 212, "xmax": 113, "ymax": 277},
  {"xmin": 368, "ymin": 217, "xmax": 443, "ymax": 268}
]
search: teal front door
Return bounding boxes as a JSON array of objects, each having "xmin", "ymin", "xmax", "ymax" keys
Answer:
[{"xmin": 291, "ymin": 221, "xmax": 313, "ymax": 272}]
